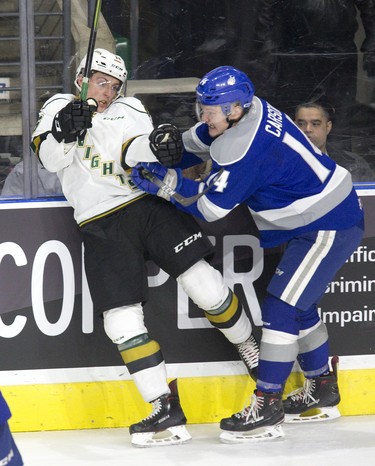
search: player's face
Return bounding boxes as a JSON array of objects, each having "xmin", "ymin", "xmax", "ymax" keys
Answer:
[
  {"xmin": 83, "ymin": 72, "xmax": 122, "ymax": 112},
  {"xmin": 198, "ymin": 104, "xmax": 230, "ymax": 137},
  {"xmin": 295, "ymin": 107, "xmax": 332, "ymax": 152}
]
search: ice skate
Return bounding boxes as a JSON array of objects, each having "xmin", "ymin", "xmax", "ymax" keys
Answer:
[
  {"xmin": 283, "ymin": 355, "xmax": 341, "ymax": 423},
  {"xmin": 235, "ymin": 334, "xmax": 259, "ymax": 382},
  {"xmin": 130, "ymin": 379, "xmax": 191, "ymax": 447},
  {"xmin": 219, "ymin": 389, "xmax": 285, "ymax": 443}
]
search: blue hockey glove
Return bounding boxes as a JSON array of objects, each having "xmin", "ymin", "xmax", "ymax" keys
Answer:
[
  {"xmin": 131, "ymin": 162, "xmax": 167, "ymax": 195},
  {"xmin": 131, "ymin": 162, "xmax": 182, "ymax": 202}
]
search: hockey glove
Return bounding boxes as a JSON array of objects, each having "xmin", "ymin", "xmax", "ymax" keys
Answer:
[
  {"xmin": 51, "ymin": 98, "xmax": 98, "ymax": 143},
  {"xmin": 131, "ymin": 162, "xmax": 182, "ymax": 202},
  {"xmin": 149, "ymin": 124, "xmax": 182, "ymax": 167}
]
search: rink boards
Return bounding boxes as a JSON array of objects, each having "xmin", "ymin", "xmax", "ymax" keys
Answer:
[{"xmin": 0, "ymin": 190, "xmax": 374, "ymax": 432}]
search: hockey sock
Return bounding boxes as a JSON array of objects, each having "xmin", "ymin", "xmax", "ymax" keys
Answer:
[
  {"xmin": 297, "ymin": 341, "xmax": 330, "ymax": 378},
  {"xmin": 204, "ymin": 290, "xmax": 252, "ymax": 344},
  {"xmin": 297, "ymin": 306, "xmax": 330, "ymax": 377},
  {"xmin": 257, "ymin": 295, "xmax": 300, "ymax": 391},
  {"xmin": 118, "ymin": 333, "xmax": 169, "ymax": 401}
]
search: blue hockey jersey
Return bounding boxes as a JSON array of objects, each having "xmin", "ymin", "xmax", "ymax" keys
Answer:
[{"xmin": 179, "ymin": 97, "xmax": 363, "ymax": 247}]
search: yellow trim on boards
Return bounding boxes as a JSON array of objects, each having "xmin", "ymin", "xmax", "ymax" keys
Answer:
[{"xmin": 3, "ymin": 370, "xmax": 375, "ymax": 433}]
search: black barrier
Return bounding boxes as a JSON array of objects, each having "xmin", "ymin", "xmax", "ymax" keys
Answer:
[{"xmin": 0, "ymin": 196, "xmax": 374, "ymax": 371}]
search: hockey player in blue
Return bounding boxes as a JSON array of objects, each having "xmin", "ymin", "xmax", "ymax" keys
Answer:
[
  {"xmin": 132, "ymin": 66, "xmax": 364, "ymax": 442},
  {"xmin": 0, "ymin": 392, "xmax": 23, "ymax": 465}
]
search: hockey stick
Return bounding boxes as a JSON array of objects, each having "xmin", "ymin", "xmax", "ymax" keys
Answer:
[
  {"xmin": 80, "ymin": 0, "xmax": 102, "ymax": 101},
  {"xmin": 142, "ymin": 168, "xmax": 224, "ymax": 206}
]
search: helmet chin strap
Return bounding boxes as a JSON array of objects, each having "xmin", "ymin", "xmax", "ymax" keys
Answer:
[{"xmin": 226, "ymin": 118, "xmax": 236, "ymax": 129}]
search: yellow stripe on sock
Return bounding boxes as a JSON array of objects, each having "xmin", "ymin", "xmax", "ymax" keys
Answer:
[{"xmin": 120, "ymin": 339, "xmax": 161, "ymax": 364}]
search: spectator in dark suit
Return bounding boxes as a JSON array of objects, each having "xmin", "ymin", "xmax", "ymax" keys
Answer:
[{"xmin": 295, "ymin": 100, "xmax": 375, "ymax": 181}]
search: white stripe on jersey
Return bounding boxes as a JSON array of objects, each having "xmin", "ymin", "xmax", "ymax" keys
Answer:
[
  {"xmin": 250, "ymin": 165, "xmax": 352, "ymax": 231},
  {"xmin": 280, "ymin": 230, "xmax": 336, "ymax": 306},
  {"xmin": 283, "ymin": 132, "xmax": 330, "ymax": 183},
  {"xmin": 197, "ymin": 190, "xmax": 235, "ymax": 222}
]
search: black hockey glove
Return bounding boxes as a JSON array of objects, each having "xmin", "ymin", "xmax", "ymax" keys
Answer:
[
  {"xmin": 149, "ymin": 123, "xmax": 182, "ymax": 167},
  {"xmin": 51, "ymin": 98, "xmax": 98, "ymax": 143}
]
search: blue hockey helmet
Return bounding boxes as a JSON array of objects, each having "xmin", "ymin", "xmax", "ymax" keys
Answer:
[{"xmin": 196, "ymin": 66, "xmax": 255, "ymax": 114}]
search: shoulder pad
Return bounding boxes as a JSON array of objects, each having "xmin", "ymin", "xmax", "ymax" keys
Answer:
[
  {"xmin": 118, "ymin": 96, "xmax": 148, "ymax": 112},
  {"xmin": 211, "ymin": 97, "xmax": 263, "ymax": 166},
  {"xmin": 40, "ymin": 93, "xmax": 75, "ymax": 112}
]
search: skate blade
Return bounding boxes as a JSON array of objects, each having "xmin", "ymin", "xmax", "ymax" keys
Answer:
[
  {"xmin": 284, "ymin": 406, "xmax": 341, "ymax": 423},
  {"xmin": 131, "ymin": 425, "xmax": 192, "ymax": 448},
  {"xmin": 220, "ymin": 424, "xmax": 285, "ymax": 443}
]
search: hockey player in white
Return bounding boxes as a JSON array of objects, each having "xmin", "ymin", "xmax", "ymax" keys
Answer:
[
  {"xmin": 30, "ymin": 51, "xmax": 260, "ymax": 447},
  {"xmin": 132, "ymin": 66, "xmax": 365, "ymax": 442}
]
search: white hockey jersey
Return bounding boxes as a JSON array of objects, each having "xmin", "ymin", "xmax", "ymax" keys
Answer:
[{"xmin": 31, "ymin": 94, "xmax": 157, "ymax": 225}]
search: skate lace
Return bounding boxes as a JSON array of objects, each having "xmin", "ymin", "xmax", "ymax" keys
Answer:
[
  {"xmin": 235, "ymin": 393, "xmax": 264, "ymax": 422},
  {"xmin": 237, "ymin": 335, "xmax": 259, "ymax": 369},
  {"xmin": 289, "ymin": 378, "xmax": 317, "ymax": 404},
  {"xmin": 143, "ymin": 398, "xmax": 163, "ymax": 421}
]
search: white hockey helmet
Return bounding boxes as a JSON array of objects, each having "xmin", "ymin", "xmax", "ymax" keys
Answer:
[{"xmin": 74, "ymin": 48, "xmax": 128, "ymax": 96}]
